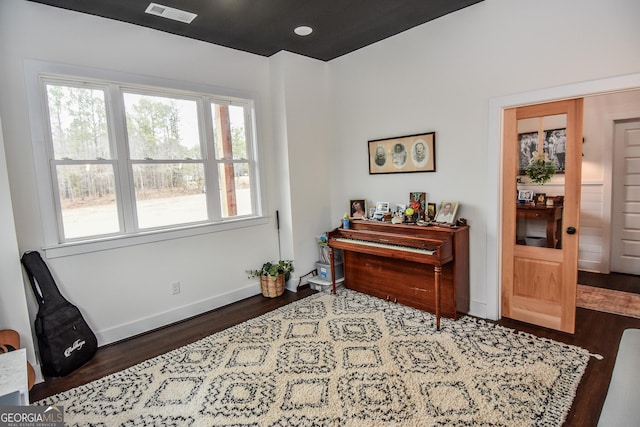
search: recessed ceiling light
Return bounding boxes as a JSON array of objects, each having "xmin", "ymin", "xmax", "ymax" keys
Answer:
[
  {"xmin": 294, "ymin": 26, "xmax": 313, "ymax": 36},
  {"xmin": 145, "ymin": 3, "xmax": 197, "ymax": 24}
]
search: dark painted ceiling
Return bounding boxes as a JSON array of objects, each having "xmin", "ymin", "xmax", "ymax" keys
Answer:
[{"xmin": 27, "ymin": 0, "xmax": 483, "ymax": 62}]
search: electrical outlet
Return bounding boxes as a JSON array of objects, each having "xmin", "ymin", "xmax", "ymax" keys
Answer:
[{"xmin": 171, "ymin": 281, "xmax": 181, "ymax": 295}]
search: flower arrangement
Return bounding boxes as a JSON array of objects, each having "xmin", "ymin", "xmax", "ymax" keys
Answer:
[
  {"xmin": 404, "ymin": 198, "xmax": 422, "ymax": 222},
  {"xmin": 246, "ymin": 260, "xmax": 294, "ymax": 281},
  {"xmin": 525, "ymin": 152, "xmax": 557, "ymax": 185}
]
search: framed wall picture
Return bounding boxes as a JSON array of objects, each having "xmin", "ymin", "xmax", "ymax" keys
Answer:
[
  {"xmin": 435, "ymin": 200, "xmax": 459, "ymax": 224},
  {"xmin": 543, "ymin": 128, "xmax": 566, "ymax": 173},
  {"xmin": 518, "ymin": 128, "xmax": 566, "ymax": 174},
  {"xmin": 518, "ymin": 131, "xmax": 538, "ymax": 175},
  {"xmin": 349, "ymin": 199, "xmax": 367, "ymax": 218},
  {"xmin": 368, "ymin": 132, "xmax": 435, "ymax": 174}
]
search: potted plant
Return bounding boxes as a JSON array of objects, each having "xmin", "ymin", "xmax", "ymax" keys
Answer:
[
  {"xmin": 525, "ymin": 152, "xmax": 557, "ymax": 185},
  {"xmin": 246, "ymin": 260, "xmax": 294, "ymax": 298}
]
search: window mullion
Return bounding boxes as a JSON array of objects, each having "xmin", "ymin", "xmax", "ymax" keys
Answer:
[
  {"xmin": 108, "ymin": 84, "xmax": 137, "ymax": 233},
  {"xmin": 202, "ymin": 99, "xmax": 221, "ymax": 221}
]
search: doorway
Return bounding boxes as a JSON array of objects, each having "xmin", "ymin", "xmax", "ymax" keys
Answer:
[{"xmin": 486, "ymin": 72, "xmax": 640, "ymax": 323}]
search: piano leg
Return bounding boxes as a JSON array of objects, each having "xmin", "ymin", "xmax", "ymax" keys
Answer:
[{"xmin": 434, "ymin": 265, "xmax": 441, "ymax": 330}]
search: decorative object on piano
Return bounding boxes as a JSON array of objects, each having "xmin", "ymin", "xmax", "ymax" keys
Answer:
[
  {"xmin": 427, "ymin": 202, "xmax": 437, "ymax": 221},
  {"xmin": 368, "ymin": 131, "xmax": 436, "ymax": 174},
  {"xmin": 392, "ymin": 205, "xmax": 405, "ymax": 224},
  {"xmin": 349, "ymin": 199, "xmax": 367, "ymax": 218},
  {"xmin": 434, "ymin": 200, "xmax": 459, "ymax": 224},
  {"xmin": 342, "ymin": 213, "xmax": 350, "ymax": 229},
  {"xmin": 404, "ymin": 206, "xmax": 416, "ymax": 223},
  {"xmin": 535, "ymin": 193, "xmax": 546, "ymax": 206},
  {"xmin": 410, "ymin": 192, "xmax": 426, "ymax": 221},
  {"xmin": 246, "ymin": 260, "xmax": 294, "ymax": 298},
  {"xmin": 372, "ymin": 201, "xmax": 390, "ymax": 221}
]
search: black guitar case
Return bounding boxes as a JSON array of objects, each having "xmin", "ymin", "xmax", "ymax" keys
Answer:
[{"xmin": 21, "ymin": 251, "xmax": 97, "ymax": 377}]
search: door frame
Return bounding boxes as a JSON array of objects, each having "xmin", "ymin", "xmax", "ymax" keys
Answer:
[{"xmin": 485, "ymin": 72, "xmax": 640, "ymax": 321}]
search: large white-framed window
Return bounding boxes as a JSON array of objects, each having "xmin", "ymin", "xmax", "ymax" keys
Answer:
[{"xmin": 25, "ymin": 61, "xmax": 266, "ymax": 258}]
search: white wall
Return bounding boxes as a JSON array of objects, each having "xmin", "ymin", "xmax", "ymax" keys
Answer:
[
  {"xmin": 327, "ymin": 0, "xmax": 640, "ymax": 317},
  {"xmin": 0, "ymin": 116, "xmax": 37, "ymax": 372},
  {"xmin": 0, "ymin": 0, "xmax": 291, "ymax": 368},
  {"xmin": 269, "ymin": 52, "xmax": 333, "ymax": 288}
]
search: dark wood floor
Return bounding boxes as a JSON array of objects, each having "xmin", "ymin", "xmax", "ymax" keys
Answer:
[
  {"xmin": 30, "ymin": 286, "xmax": 640, "ymax": 427},
  {"xmin": 578, "ymin": 270, "xmax": 640, "ymax": 294}
]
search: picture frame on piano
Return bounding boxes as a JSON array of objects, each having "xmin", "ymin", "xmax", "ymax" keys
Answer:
[
  {"xmin": 368, "ymin": 132, "xmax": 436, "ymax": 174},
  {"xmin": 435, "ymin": 200, "xmax": 459, "ymax": 224},
  {"xmin": 372, "ymin": 201, "xmax": 390, "ymax": 221},
  {"xmin": 427, "ymin": 203, "xmax": 437, "ymax": 221},
  {"xmin": 375, "ymin": 201, "xmax": 390, "ymax": 212},
  {"xmin": 349, "ymin": 199, "xmax": 367, "ymax": 218}
]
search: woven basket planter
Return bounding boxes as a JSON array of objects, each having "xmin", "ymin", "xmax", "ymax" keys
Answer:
[{"xmin": 260, "ymin": 273, "xmax": 285, "ymax": 298}]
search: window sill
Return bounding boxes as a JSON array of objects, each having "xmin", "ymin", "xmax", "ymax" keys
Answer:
[{"xmin": 42, "ymin": 216, "xmax": 269, "ymax": 259}]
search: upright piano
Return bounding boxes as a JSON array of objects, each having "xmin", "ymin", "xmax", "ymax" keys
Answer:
[{"xmin": 327, "ymin": 220, "xmax": 469, "ymax": 329}]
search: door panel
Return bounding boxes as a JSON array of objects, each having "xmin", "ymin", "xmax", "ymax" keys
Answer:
[
  {"xmin": 611, "ymin": 119, "xmax": 640, "ymax": 274},
  {"xmin": 502, "ymin": 99, "xmax": 583, "ymax": 333}
]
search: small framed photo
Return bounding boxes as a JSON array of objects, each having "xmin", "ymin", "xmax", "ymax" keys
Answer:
[
  {"xmin": 396, "ymin": 204, "xmax": 406, "ymax": 215},
  {"xmin": 427, "ymin": 202, "xmax": 437, "ymax": 221},
  {"xmin": 349, "ymin": 199, "xmax": 367, "ymax": 218},
  {"xmin": 375, "ymin": 201, "xmax": 390, "ymax": 213},
  {"xmin": 369, "ymin": 132, "xmax": 436, "ymax": 174},
  {"xmin": 535, "ymin": 193, "xmax": 546, "ymax": 205},
  {"xmin": 518, "ymin": 189, "xmax": 534, "ymax": 202},
  {"xmin": 435, "ymin": 200, "xmax": 459, "ymax": 224}
]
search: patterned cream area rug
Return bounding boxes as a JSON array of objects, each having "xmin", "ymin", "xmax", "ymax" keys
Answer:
[{"xmin": 36, "ymin": 289, "xmax": 590, "ymax": 426}]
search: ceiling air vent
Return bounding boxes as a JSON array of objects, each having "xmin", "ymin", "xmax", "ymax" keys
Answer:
[{"xmin": 145, "ymin": 3, "xmax": 197, "ymax": 24}]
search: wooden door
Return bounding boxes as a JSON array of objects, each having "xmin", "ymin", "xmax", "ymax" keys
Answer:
[
  {"xmin": 611, "ymin": 118, "xmax": 640, "ymax": 274},
  {"xmin": 501, "ymin": 99, "xmax": 583, "ymax": 333}
]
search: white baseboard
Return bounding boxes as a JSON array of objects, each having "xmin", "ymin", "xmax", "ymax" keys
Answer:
[
  {"xmin": 468, "ymin": 301, "xmax": 488, "ymax": 320},
  {"xmin": 95, "ymin": 284, "xmax": 261, "ymax": 346}
]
